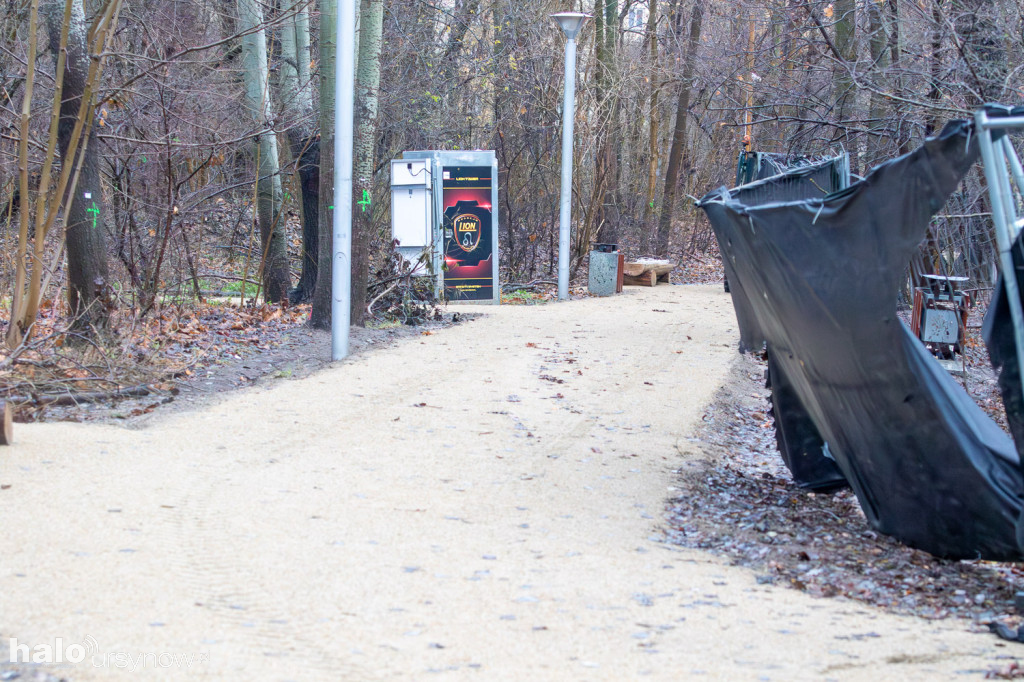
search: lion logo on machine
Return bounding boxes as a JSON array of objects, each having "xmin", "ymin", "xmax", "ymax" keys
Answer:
[{"xmin": 453, "ymin": 212, "xmax": 482, "ymax": 252}]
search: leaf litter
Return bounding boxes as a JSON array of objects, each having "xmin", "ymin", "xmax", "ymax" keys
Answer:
[
  {"xmin": 0, "ymin": 301, "xmax": 472, "ymax": 424},
  {"xmin": 662, "ymin": 351, "xmax": 1024, "ymax": 647}
]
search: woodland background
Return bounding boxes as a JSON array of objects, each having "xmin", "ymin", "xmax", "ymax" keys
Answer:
[{"xmin": 0, "ymin": 0, "xmax": 1019, "ymax": 350}]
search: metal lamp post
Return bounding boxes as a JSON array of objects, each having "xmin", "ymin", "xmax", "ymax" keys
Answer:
[
  {"xmin": 331, "ymin": 0, "xmax": 357, "ymax": 360},
  {"xmin": 552, "ymin": 12, "xmax": 589, "ymax": 301}
]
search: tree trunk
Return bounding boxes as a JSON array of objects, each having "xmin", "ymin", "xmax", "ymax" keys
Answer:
[
  {"xmin": 441, "ymin": 0, "xmax": 481, "ymax": 84},
  {"xmin": 238, "ymin": 0, "xmax": 290, "ymax": 303},
  {"xmin": 953, "ymin": 0, "xmax": 1006, "ymax": 103},
  {"xmin": 927, "ymin": 0, "xmax": 944, "ymax": 136},
  {"xmin": 291, "ymin": 138, "xmax": 320, "ymax": 304},
  {"xmin": 280, "ymin": 0, "xmax": 318, "ymax": 304},
  {"xmin": 643, "ymin": 0, "xmax": 659, "ymax": 231},
  {"xmin": 350, "ymin": 0, "xmax": 384, "ymax": 326},
  {"xmin": 865, "ymin": 0, "xmax": 891, "ymax": 165},
  {"xmin": 590, "ymin": 0, "xmax": 619, "ymax": 247},
  {"xmin": 594, "ymin": 0, "xmax": 605, "ymax": 88},
  {"xmin": 832, "ymin": 0, "xmax": 856, "ymax": 147},
  {"xmin": 655, "ymin": 0, "xmax": 703, "ymax": 256},
  {"xmin": 49, "ymin": 0, "xmax": 112, "ymax": 333},
  {"xmin": 596, "ymin": 0, "xmax": 619, "ymax": 246},
  {"xmin": 6, "ymin": 0, "xmax": 38, "ymax": 349},
  {"xmin": 294, "ymin": 1, "xmax": 312, "ymax": 91},
  {"xmin": 886, "ymin": 0, "xmax": 909, "ymax": 155},
  {"xmin": 311, "ymin": 0, "xmax": 350, "ymax": 329}
]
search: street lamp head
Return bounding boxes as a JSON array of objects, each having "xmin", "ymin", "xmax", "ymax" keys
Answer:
[{"xmin": 551, "ymin": 12, "xmax": 590, "ymax": 40}]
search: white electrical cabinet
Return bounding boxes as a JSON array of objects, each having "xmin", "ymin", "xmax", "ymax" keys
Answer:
[{"xmin": 391, "ymin": 160, "xmax": 432, "ymax": 277}]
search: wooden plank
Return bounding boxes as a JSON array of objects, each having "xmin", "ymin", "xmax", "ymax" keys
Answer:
[{"xmin": 911, "ymin": 288, "xmax": 924, "ymax": 338}]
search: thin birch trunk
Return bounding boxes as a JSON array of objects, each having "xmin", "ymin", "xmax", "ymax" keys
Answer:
[{"xmin": 238, "ymin": 0, "xmax": 290, "ymax": 303}]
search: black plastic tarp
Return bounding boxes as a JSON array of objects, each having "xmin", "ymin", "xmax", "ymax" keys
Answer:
[
  {"xmin": 985, "ymin": 232, "xmax": 1024, "ymax": 477},
  {"xmin": 728, "ymin": 157, "xmax": 852, "ymax": 492},
  {"xmin": 735, "ymin": 151, "xmax": 850, "ymax": 187},
  {"xmin": 699, "ymin": 121, "xmax": 1024, "ymax": 560},
  {"xmin": 723, "ymin": 157, "xmax": 851, "ymax": 353},
  {"xmin": 723, "ymin": 156, "xmax": 852, "ymax": 491},
  {"xmin": 766, "ymin": 351, "xmax": 848, "ymax": 492}
]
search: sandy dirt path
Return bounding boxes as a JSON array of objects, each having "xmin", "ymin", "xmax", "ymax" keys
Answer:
[{"xmin": 0, "ymin": 284, "xmax": 1011, "ymax": 680}]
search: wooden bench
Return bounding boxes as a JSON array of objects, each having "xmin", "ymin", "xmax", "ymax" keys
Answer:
[{"xmin": 623, "ymin": 260, "xmax": 673, "ymax": 287}]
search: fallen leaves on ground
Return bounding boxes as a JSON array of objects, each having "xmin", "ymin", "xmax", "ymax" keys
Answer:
[
  {"xmin": 0, "ymin": 301, "xmax": 310, "ymax": 421},
  {"xmin": 989, "ymin": 661, "xmax": 1024, "ymax": 679},
  {"xmin": 672, "ymin": 252, "xmax": 725, "ymax": 285},
  {"xmin": 663, "ymin": 352, "xmax": 1024, "ymax": 628}
]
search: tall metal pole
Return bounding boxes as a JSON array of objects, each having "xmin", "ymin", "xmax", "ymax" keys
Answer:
[
  {"xmin": 977, "ymin": 110, "xmax": 1024, "ymax": 418},
  {"xmin": 557, "ymin": 34, "xmax": 578, "ymax": 301},
  {"xmin": 331, "ymin": 0, "xmax": 356, "ymax": 360}
]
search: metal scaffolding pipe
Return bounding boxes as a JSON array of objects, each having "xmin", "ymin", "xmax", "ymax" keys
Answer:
[{"xmin": 976, "ymin": 110, "xmax": 1024, "ymax": 421}]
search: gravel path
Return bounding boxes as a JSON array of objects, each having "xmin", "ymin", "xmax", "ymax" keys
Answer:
[{"xmin": 0, "ymin": 285, "xmax": 1012, "ymax": 680}]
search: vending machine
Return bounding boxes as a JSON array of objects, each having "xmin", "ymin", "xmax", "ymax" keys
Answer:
[{"xmin": 392, "ymin": 150, "xmax": 500, "ymax": 305}]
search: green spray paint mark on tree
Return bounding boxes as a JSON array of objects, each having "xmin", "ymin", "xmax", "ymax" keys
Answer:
[
  {"xmin": 86, "ymin": 202, "xmax": 100, "ymax": 229},
  {"xmin": 358, "ymin": 190, "xmax": 372, "ymax": 212}
]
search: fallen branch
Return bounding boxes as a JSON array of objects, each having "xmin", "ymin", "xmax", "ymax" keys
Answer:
[
  {"xmin": 502, "ymin": 279, "xmax": 557, "ymax": 293},
  {"xmin": 6, "ymin": 382, "xmax": 172, "ymax": 407},
  {"xmin": 367, "ymin": 280, "xmax": 401, "ymax": 318}
]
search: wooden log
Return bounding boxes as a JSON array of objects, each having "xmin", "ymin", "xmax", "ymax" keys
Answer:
[
  {"xmin": 623, "ymin": 262, "xmax": 647, "ymax": 277},
  {"xmin": 623, "ymin": 262, "xmax": 674, "ymax": 287},
  {"xmin": 0, "ymin": 400, "xmax": 13, "ymax": 445},
  {"xmin": 623, "ymin": 271, "xmax": 657, "ymax": 287}
]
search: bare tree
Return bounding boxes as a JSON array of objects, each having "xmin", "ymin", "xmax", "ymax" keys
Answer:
[
  {"xmin": 279, "ymin": 0, "xmax": 319, "ymax": 304},
  {"xmin": 6, "ymin": 0, "xmax": 120, "ymax": 347},
  {"xmin": 657, "ymin": 0, "xmax": 703, "ymax": 255},
  {"xmin": 237, "ymin": 0, "xmax": 290, "ymax": 304},
  {"xmin": 49, "ymin": 0, "xmax": 113, "ymax": 333},
  {"xmin": 351, "ymin": 0, "xmax": 384, "ymax": 326},
  {"xmin": 311, "ymin": 0, "xmax": 337, "ymax": 330}
]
